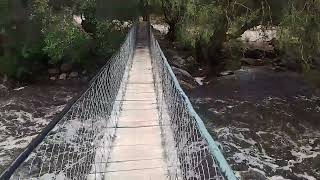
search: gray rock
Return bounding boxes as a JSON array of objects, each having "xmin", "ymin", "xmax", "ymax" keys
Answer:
[
  {"xmin": 60, "ymin": 63, "xmax": 73, "ymax": 73},
  {"xmin": 172, "ymin": 55, "xmax": 186, "ymax": 68},
  {"xmin": 240, "ymin": 169, "xmax": 267, "ymax": 180},
  {"xmin": 59, "ymin": 73, "xmax": 67, "ymax": 80},
  {"xmin": 219, "ymin": 70, "xmax": 234, "ymax": 76},
  {"xmin": 179, "ymin": 80, "xmax": 197, "ymax": 91},
  {"xmin": 172, "ymin": 67, "xmax": 198, "ymax": 90},
  {"xmin": 172, "ymin": 67, "xmax": 193, "ymax": 79},
  {"xmin": 186, "ymin": 56, "xmax": 196, "ymax": 63},
  {"xmin": 48, "ymin": 68, "xmax": 59, "ymax": 75},
  {"xmin": 69, "ymin": 72, "xmax": 79, "ymax": 79},
  {"xmin": 241, "ymin": 58, "xmax": 264, "ymax": 66},
  {"xmin": 186, "ymin": 56, "xmax": 198, "ymax": 68},
  {"xmin": 49, "ymin": 76, "xmax": 57, "ymax": 81}
]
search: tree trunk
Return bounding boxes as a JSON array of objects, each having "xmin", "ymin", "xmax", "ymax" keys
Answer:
[
  {"xmin": 196, "ymin": 21, "xmax": 228, "ymax": 66},
  {"xmin": 167, "ymin": 22, "xmax": 176, "ymax": 41}
]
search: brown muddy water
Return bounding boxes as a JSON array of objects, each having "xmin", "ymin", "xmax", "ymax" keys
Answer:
[
  {"xmin": 0, "ymin": 81, "xmax": 84, "ymax": 173},
  {"xmin": 190, "ymin": 66, "xmax": 320, "ymax": 180}
]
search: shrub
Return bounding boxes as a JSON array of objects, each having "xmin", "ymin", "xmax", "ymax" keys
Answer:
[
  {"xmin": 43, "ymin": 15, "xmax": 92, "ymax": 64},
  {"xmin": 95, "ymin": 20, "xmax": 127, "ymax": 57},
  {"xmin": 278, "ymin": 1, "xmax": 320, "ymax": 71}
]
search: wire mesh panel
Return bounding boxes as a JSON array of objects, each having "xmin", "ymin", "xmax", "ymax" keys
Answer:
[
  {"xmin": 149, "ymin": 27, "xmax": 237, "ymax": 180},
  {"xmin": 6, "ymin": 25, "xmax": 137, "ymax": 180}
]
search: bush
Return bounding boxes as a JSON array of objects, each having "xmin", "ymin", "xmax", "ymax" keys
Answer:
[
  {"xmin": 278, "ymin": 1, "xmax": 320, "ymax": 72},
  {"xmin": 177, "ymin": 3, "xmax": 228, "ymax": 64},
  {"xmin": 43, "ymin": 15, "xmax": 92, "ymax": 64},
  {"xmin": 95, "ymin": 20, "xmax": 127, "ymax": 57}
]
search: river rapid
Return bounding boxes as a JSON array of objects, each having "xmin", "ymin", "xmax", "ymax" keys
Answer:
[
  {"xmin": 0, "ymin": 67, "xmax": 319, "ymax": 180},
  {"xmin": 190, "ymin": 66, "xmax": 320, "ymax": 180},
  {"xmin": 0, "ymin": 81, "xmax": 84, "ymax": 173}
]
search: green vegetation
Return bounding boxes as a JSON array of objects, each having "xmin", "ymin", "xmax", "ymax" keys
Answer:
[
  {"xmin": 149, "ymin": 0, "xmax": 320, "ymax": 71},
  {"xmin": 1, "ymin": 0, "xmax": 319, "ymax": 81},
  {"xmin": 0, "ymin": 0, "xmax": 140, "ymax": 80}
]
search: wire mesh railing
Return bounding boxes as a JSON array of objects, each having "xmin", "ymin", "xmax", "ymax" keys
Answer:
[
  {"xmin": 1, "ymin": 25, "xmax": 137, "ymax": 180},
  {"xmin": 149, "ymin": 26, "xmax": 237, "ymax": 180}
]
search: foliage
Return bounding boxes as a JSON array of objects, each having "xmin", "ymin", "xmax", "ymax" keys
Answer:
[
  {"xmin": 1, "ymin": 0, "xmax": 320, "ymax": 80},
  {"xmin": 95, "ymin": 20, "xmax": 127, "ymax": 57},
  {"xmin": 151, "ymin": 0, "xmax": 320, "ymax": 71},
  {"xmin": 43, "ymin": 15, "xmax": 91, "ymax": 64},
  {"xmin": 278, "ymin": 0, "xmax": 320, "ymax": 71},
  {"xmin": 0, "ymin": 0, "xmax": 136, "ymax": 80}
]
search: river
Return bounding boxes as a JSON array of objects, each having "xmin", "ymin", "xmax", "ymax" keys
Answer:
[
  {"xmin": 190, "ymin": 66, "xmax": 320, "ymax": 180},
  {"xmin": 0, "ymin": 81, "xmax": 84, "ymax": 173},
  {"xmin": 1, "ymin": 68, "xmax": 319, "ymax": 179}
]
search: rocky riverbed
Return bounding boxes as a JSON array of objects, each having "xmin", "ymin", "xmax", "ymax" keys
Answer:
[{"xmin": 0, "ymin": 80, "xmax": 84, "ymax": 173}]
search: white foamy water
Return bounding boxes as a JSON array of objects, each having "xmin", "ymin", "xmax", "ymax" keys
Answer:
[{"xmin": 0, "ymin": 106, "xmax": 66, "ymax": 170}]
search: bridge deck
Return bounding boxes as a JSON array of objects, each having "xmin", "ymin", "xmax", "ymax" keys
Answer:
[{"xmin": 105, "ymin": 24, "xmax": 168, "ymax": 180}]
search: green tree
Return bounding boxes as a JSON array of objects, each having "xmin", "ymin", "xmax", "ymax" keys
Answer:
[{"xmin": 278, "ymin": 0, "xmax": 320, "ymax": 71}]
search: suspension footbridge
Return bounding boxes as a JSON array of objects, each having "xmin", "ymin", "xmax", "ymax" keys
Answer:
[{"xmin": 1, "ymin": 23, "xmax": 237, "ymax": 180}]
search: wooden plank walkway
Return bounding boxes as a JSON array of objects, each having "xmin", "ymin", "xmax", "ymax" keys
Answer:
[{"xmin": 105, "ymin": 23, "xmax": 168, "ymax": 180}]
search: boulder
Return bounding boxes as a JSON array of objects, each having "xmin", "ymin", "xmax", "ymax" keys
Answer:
[
  {"xmin": 69, "ymin": 72, "xmax": 79, "ymax": 79},
  {"xmin": 60, "ymin": 63, "xmax": 73, "ymax": 73},
  {"xmin": 179, "ymin": 80, "xmax": 197, "ymax": 91},
  {"xmin": 241, "ymin": 58, "xmax": 265, "ymax": 66},
  {"xmin": 186, "ymin": 56, "xmax": 196, "ymax": 64},
  {"xmin": 219, "ymin": 70, "xmax": 234, "ymax": 76},
  {"xmin": 170, "ymin": 55, "xmax": 198, "ymax": 70},
  {"xmin": 240, "ymin": 169, "xmax": 267, "ymax": 180},
  {"xmin": 244, "ymin": 46, "xmax": 276, "ymax": 59},
  {"xmin": 171, "ymin": 55, "xmax": 186, "ymax": 68},
  {"xmin": 172, "ymin": 67, "xmax": 198, "ymax": 90},
  {"xmin": 59, "ymin": 73, "xmax": 67, "ymax": 80},
  {"xmin": 48, "ymin": 68, "xmax": 59, "ymax": 75},
  {"xmin": 172, "ymin": 66, "xmax": 193, "ymax": 79}
]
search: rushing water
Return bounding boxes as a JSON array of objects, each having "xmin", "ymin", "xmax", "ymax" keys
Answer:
[
  {"xmin": 0, "ymin": 81, "xmax": 84, "ymax": 173},
  {"xmin": 1, "ymin": 66, "xmax": 319, "ymax": 180},
  {"xmin": 190, "ymin": 67, "xmax": 320, "ymax": 180}
]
